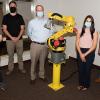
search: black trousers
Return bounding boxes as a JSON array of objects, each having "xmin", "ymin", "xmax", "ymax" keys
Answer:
[
  {"xmin": 0, "ymin": 43, "xmax": 5, "ymax": 87},
  {"xmin": 0, "ymin": 70, "xmax": 3, "ymax": 83},
  {"xmin": 0, "ymin": 68, "xmax": 4, "ymax": 83},
  {"xmin": 77, "ymin": 48, "xmax": 95, "ymax": 88}
]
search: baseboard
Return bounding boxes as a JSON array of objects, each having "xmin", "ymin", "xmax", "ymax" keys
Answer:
[
  {"xmin": 0, "ymin": 50, "xmax": 30, "ymax": 67},
  {"xmin": 0, "ymin": 52, "xmax": 100, "ymax": 69}
]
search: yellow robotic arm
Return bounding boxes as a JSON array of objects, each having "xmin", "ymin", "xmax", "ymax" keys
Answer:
[
  {"xmin": 47, "ymin": 12, "xmax": 75, "ymax": 52},
  {"xmin": 48, "ymin": 12, "xmax": 75, "ymax": 34},
  {"xmin": 47, "ymin": 12, "xmax": 76, "ymax": 91}
]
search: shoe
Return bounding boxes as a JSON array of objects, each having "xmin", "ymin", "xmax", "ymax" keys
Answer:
[
  {"xmin": 77, "ymin": 86, "xmax": 83, "ymax": 90},
  {"xmin": 6, "ymin": 70, "xmax": 12, "ymax": 75},
  {"xmin": 77, "ymin": 86, "xmax": 88, "ymax": 91},
  {"xmin": 0, "ymin": 87, "xmax": 6, "ymax": 91},
  {"xmin": 30, "ymin": 79, "xmax": 36, "ymax": 85},
  {"xmin": 95, "ymin": 78, "xmax": 100, "ymax": 83},
  {"xmin": 81, "ymin": 87, "xmax": 88, "ymax": 91},
  {"xmin": 20, "ymin": 69, "xmax": 26, "ymax": 74},
  {"xmin": 39, "ymin": 77, "xmax": 48, "ymax": 82}
]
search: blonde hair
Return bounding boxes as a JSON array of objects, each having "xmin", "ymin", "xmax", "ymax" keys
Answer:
[{"xmin": 35, "ymin": 5, "xmax": 44, "ymax": 11}]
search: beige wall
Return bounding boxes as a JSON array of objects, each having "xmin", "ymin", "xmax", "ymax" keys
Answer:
[
  {"xmin": 16, "ymin": 1, "xmax": 33, "ymax": 33},
  {"xmin": 36, "ymin": 0, "xmax": 100, "ymax": 66},
  {"xmin": 0, "ymin": 0, "xmax": 100, "ymax": 66}
]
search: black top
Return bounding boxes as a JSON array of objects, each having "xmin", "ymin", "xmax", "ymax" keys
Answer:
[{"xmin": 2, "ymin": 13, "xmax": 25, "ymax": 40}]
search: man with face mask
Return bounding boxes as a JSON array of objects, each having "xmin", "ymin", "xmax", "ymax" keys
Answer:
[
  {"xmin": 2, "ymin": 1, "xmax": 26, "ymax": 75},
  {"xmin": 27, "ymin": 4, "xmax": 54, "ymax": 84}
]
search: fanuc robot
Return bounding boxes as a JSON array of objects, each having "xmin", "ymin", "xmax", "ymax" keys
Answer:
[{"xmin": 46, "ymin": 12, "xmax": 76, "ymax": 91}]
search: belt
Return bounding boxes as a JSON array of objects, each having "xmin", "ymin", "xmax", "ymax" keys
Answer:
[{"xmin": 32, "ymin": 41, "xmax": 45, "ymax": 45}]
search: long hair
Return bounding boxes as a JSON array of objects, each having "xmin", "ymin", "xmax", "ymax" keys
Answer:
[{"xmin": 81, "ymin": 15, "xmax": 95, "ymax": 39}]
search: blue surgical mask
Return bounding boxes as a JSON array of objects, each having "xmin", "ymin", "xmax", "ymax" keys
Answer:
[
  {"xmin": 85, "ymin": 22, "xmax": 91, "ymax": 28},
  {"xmin": 37, "ymin": 11, "xmax": 44, "ymax": 17}
]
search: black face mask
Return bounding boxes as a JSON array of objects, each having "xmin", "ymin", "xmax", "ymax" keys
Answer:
[{"xmin": 10, "ymin": 7, "xmax": 16, "ymax": 13}]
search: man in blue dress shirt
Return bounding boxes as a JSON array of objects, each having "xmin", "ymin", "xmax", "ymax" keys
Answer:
[{"xmin": 27, "ymin": 4, "xmax": 54, "ymax": 84}]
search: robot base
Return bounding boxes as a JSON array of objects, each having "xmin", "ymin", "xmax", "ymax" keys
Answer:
[
  {"xmin": 48, "ymin": 63, "xmax": 64, "ymax": 91},
  {"xmin": 48, "ymin": 83, "xmax": 64, "ymax": 91}
]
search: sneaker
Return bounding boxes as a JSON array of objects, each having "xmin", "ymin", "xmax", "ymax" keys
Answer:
[
  {"xmin": 20, "ymin": 69, "xmax": 26, "ymax": 74},
  {"xmin": 39, "ymin": 77, "xmax": 48, "ymax": 82},
  {"xmin": 77, "ymin": 86, "xmax": 83, "ymax": 90},
  {"xmin": 30, "ymin": 79, "xmax": 36, "ymax": 85},
  {"xmin": 81, "ymin": 87, "xmax": 88, "ymax": 91},
  {"xmin": 95, "ymin": 78, "xmax": 100, "ymax": 83},
  {"xmin": 6, "ymin": 70, "xmax": 12, "ymax": 75},
  {"xmin": 0, "ymin": 87, "xmax": 5, "ymax": 91},
  {"xmin": 77, "ymin": 86, "xmax": 88, "ymax": 91}
]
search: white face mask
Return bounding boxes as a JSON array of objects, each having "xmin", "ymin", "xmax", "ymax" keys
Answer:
[
  {"xmin": 85, "ymin": 21, "xmax": 91, "ymax": 28},
  {"xmin": 37, "ymin": 11, "xmax": 44, "ymax": 17}
]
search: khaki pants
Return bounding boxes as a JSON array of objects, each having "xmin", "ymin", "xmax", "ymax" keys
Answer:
[
  {"xmin": 6, "ymin": 40, "xmax": 24, "ymax": 71},
  {"xmin": 30, "ymin": 42, "xmax": 48, "ymax": 80}
]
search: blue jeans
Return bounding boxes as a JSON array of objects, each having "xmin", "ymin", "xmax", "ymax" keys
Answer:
[{"xmin": 77, "ymin": 48, "xmax": 95, "ymax": 88}]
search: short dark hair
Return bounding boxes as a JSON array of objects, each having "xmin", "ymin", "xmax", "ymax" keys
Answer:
[{"xmin": 9, "ymin": 1, "xmax": 17, "ymax": 7}]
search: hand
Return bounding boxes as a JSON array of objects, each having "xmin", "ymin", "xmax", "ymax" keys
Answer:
[
  {"xmin": 80, "ymin": 53, "xmax": 86, "ymax": 62},
  {"xmin": 11, "ymin": 37, "xmax": 19, "ymax": 43},
  {"xmin": 15, "ymin": 37, "xmax": 19, "ymax": 42},
  {"xmin": 73, "ymin": 27, "xmax": 78, "ymax": 33}
]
